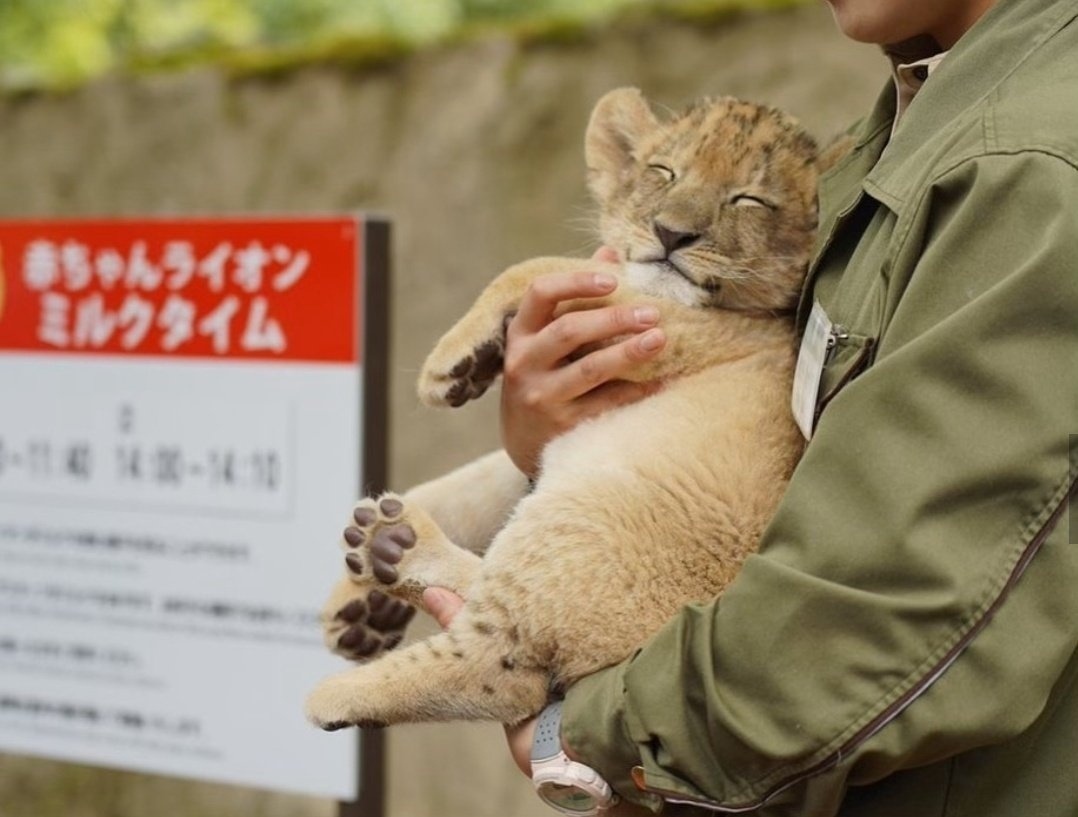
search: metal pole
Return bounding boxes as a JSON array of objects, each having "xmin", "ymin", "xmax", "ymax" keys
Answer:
[{"xmin": 339, "ymin": 218, "xmax": 391, "ymax": 817}]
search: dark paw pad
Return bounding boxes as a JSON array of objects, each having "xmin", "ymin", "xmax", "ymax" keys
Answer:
[
  {"xmin": 445, "ymin": 338, "xmax": 505, "ymax": 407},
  {"xmin": 337, "ymin": 624, "xmax": 384, "ymax": 658},
  {"xmin": 333, "ymin": 590, "xmax": 414, "ymax": 660},
  {"xmin": 345, "ymin": 553, "xmax": 364, "ymax": 576},
  {"xmin": 353, "ymin": 506, "xmax": 377, "ymax": 527},
  {"xmin": 368, "ymin": 590, "xmax": 416, "ymax": 630},
  {"xmin": 379, "ymin": 497, "xmax": 404, "ymax": 518},
  {"xmin": 321, "ymin": 720, "xmax": 353, "ymax": 732},
  {"xmin": 336, "ymin": 598, "xmax": 367, "ymax": 623},
  {"xmin": 368, "ymin": 524, "xmax": 417, "ymax": 584}
]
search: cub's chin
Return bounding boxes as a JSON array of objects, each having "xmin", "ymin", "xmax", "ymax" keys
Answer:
[{"xmin": 623, "ymin": 260, "xmax": 710, "ymax": 307}]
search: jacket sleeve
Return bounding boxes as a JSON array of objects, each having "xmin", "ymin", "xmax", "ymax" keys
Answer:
[{"xmin": 561, "ymin": 151, "xmax": 1078, "ymax": 814}]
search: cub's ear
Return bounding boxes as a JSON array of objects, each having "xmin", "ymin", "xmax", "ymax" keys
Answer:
[{"xmin": 585, "ymin": 87, "xmax": 659, "ymax": 205}]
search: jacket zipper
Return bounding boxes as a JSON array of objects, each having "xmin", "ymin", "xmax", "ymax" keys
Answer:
[
  {"xmin": 642, "ymin": 473, "xmax": 1078, "ymax": 813},
  {"xmin": 815, "ymin": 336, "xmax": 875, "ymax": 425}
]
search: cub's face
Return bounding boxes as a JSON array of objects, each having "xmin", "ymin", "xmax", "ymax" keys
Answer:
[{"xmin": 585, "ymin": 89, "xmax": 822, "ymax": 313}]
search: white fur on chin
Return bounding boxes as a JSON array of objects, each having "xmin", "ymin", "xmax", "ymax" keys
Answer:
[{"xmin": 623, "ymin": 261, "xmax": 707, "ymax": 307}]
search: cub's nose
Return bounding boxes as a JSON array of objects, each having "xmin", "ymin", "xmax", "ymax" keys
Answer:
[{"xmin": 653, "ymin": 222, "xmax": 700, "ymax": 255}]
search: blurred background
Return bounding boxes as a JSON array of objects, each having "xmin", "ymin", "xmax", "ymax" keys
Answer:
[{"xmin": 0, "ymin": 1, "xmax": 883, "ymax": 815}]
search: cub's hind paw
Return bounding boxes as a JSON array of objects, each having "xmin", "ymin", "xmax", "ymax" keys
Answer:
[
  {"xmin": 305, "ymin": 675, "xmax": 371, "ymax": 731},
  {"xmin": 417, "ymin": 318, "xmax": 510, "ymax": 408},
  {"xmin": 321, "ymin": 590, "xmax": 413, "ymax": 663}
]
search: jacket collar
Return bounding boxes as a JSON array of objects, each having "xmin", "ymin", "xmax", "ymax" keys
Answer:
[
  {"xmin": 881, "ymin": 35, "xmax": 941, "ymax": 65},
  {"xmin": 864, "ymin": 0, "xmax": 1078, "ymax": 209},
  {"xmin": 807, "ymin": 84, "xmax": 890, "ymax": 264}
]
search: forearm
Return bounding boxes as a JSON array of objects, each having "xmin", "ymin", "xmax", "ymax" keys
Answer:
[{"xmin": 564, "ymin": 490, "xmax": 1075, "ymax": 813}]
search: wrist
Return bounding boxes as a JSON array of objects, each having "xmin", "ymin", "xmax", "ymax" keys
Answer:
[
  {"xmin": 500, "ymin": 418, "xmax": 542, "ymax": 480},
  {"xmin": 530, "ymin": 701, "xmax": 616, "ymax": 815}
]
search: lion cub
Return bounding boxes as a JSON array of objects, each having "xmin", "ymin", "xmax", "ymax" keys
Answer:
[{"xmin": 307, "ymin": 88, "xmax": 827, "ymax": 730}]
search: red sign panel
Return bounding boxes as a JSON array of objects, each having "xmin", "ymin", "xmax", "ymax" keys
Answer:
[{"xmin": 0, "ymin": 217, "xmax": 360, "ymax": 364}]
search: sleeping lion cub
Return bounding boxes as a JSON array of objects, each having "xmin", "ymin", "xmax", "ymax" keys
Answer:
[{"xmin": 307, "ymin": 88, "xmax": 834, "ymax": 731}]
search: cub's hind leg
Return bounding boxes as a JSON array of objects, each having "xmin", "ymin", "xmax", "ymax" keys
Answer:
[
  {"xmin": 307, "ymin": 607, "xmax": 548, "ymax": 728},
  {"xmin": 309, "ymin": 495, "xmax": 549, "ymax": 727}
]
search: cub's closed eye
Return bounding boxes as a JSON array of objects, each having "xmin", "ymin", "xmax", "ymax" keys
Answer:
[
  {"xmin": 648, "ymin": 163, "xmax": 676, "ymax": 182},
  {"xmin": 731, "ymin": 194, "xmax": 775, "ymax": 209}
]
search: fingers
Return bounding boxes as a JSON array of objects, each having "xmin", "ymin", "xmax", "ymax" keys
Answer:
[
  {"xmin": 511, "ymin": 271, "xmax": 618, "ymax": 336},
  {"xmin": 590, "ymin": 245, "xmax": 619, "ymax": 263},
  {"xmin": 499, "ymin": 264, "xmax": 666, "ymax": 476},
  {"xmin": 508, "ymin": 302, "xmax": 661, "ymax": 374},
  {"xmin": 522, "ymin": 327, "xmax": 667, "ymax": 405},
  {"xmin": 422, "ymin": 587, "xmax": 465, "ymax": 630}
]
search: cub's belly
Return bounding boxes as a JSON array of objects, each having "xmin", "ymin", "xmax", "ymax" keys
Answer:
[{"xmin": 476, "ymin": 362, "xmax": 801, "ymax": 680}]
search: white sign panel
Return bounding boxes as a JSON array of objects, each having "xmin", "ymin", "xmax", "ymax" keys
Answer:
[{"xmin": 0, "ymin": 217, "xmax": 387, "ymax": 800}]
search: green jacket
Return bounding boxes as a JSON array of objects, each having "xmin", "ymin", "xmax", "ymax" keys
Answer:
[{"xmin": 562, "ymin": 1, "xmax": 1078, "ymax": 814}]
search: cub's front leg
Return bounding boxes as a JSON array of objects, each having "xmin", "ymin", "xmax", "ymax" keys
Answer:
[{"xmin": 418, "ymin": 256, "xmax": 617, "ymax": 407}]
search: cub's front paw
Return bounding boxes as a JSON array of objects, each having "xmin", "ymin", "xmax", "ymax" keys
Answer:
[
  {"xmin": 339, "ymin": 492, "xmax": 458, "ymax": 608},
  {"xmin": 342, "ymin": 495, "xmax": 419, "ymax": 586},
  {"xmin": 417, "ymin": 315, "xmax": 510, "ymax": 408}
]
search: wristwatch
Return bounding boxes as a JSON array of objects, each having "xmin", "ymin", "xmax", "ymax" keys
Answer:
[{"xmin": 530, "ymin": 701, "xmax": 617, "ymax": 815}]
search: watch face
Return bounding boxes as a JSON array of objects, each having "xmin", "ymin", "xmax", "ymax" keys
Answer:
[{"xmin": 536, "ymin": 781, "xmax": 599, "ymax": 815}]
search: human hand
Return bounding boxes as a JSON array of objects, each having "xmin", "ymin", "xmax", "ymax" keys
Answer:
[
  {"xmin": 421, "ymin": 586, "xmax": 465, "ymax": 627},
  {"xmin": 500, "ymin": 247, "xmax": 667, "ymax": 477}
]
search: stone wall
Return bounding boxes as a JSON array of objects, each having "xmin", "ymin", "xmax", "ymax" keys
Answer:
[{"xmin": 0, "ymin": 4, "xmax": 885, "ymax": 816}]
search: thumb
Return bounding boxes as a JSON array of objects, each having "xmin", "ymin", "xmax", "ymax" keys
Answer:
[{"xmin": 422, "ymin": 587, "xmax": 465, "ymax": 629}]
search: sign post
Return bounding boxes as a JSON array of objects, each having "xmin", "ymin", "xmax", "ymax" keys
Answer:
[{"xmin": 0, "ymin": 216, "xmax": 388, "ymax": 808}]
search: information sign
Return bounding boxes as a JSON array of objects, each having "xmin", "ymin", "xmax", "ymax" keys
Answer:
[{"xmin": 0, "ymin": 216, "xmax": 388, "ymax": 800}]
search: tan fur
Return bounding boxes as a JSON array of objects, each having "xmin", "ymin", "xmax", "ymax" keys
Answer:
[{"xmin": 308, "ymin": 89, "xmax": 831, "ymax": 741}]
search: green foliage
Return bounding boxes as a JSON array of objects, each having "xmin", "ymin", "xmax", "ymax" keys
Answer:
[{"xmin": 0, "ymin": 0, "xmax": 801, "ymax": 91}]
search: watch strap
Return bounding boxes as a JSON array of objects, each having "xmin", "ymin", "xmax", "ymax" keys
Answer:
[{"xmin": 531, "ymin": 700, "xmax": 564, "ymax": 762}]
